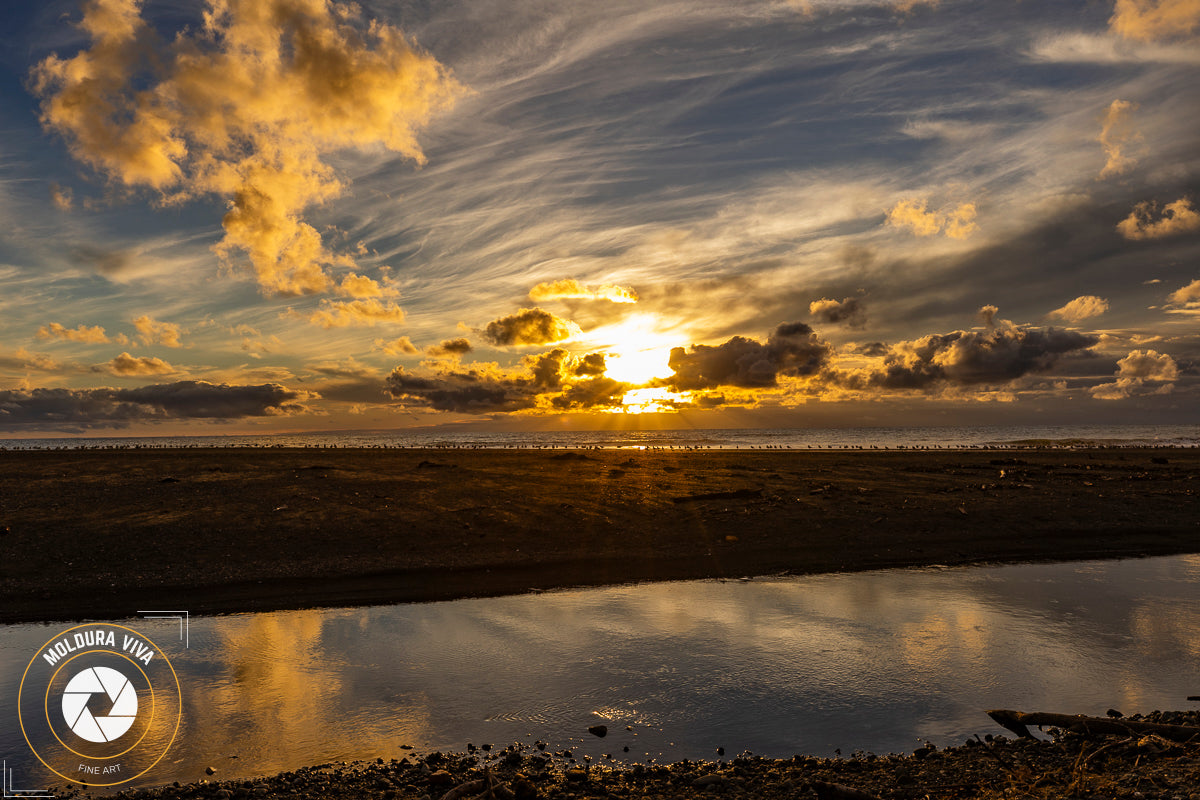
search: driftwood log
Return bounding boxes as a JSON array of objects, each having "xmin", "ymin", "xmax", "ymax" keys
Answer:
[{"xmin": 988, "ymin": 709, "xmax": 1200, "ymax": 743}]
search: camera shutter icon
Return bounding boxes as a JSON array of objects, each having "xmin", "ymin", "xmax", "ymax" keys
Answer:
[{"xmin": 61, "ymin": 666, "xmax": 139, "ymax": 743}]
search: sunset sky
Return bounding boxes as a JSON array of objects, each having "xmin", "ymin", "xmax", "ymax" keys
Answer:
[{"xmin": 1, "ymin": 0, "xmax": 1198, "ymax": 435}]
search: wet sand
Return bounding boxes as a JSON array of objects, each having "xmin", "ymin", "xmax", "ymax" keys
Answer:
[{"xmin": 1, "ymin": 447, "xmax": 1197, "ymax": 623}]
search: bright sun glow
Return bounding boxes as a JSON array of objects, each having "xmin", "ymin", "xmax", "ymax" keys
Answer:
[
  {"xmin": 617, "ymin": 387, "xmax": 690, "ymax": 414},
  {"xmin": 582, "ymin": 315, "xmax": 681, "ymax": 385}
]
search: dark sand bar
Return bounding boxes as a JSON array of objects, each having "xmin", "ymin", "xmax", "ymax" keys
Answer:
[{"xmin": 1, "ymin": 447, "xmax": 1197, "ymax": 623}]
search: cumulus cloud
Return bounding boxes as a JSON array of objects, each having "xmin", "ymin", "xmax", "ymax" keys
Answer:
[
  {"xmin": 1110, "ymin": 0, "xmax": 1200, "ymax": 41},
  {"xmin": 886, "ymin": 198, "xmax": 978, "ymax": 239},
  {"xmin": 809, "ymin": 296, "xmax": 866, "ymax": 328},
  {"xmin": 104, "ymin": 352, "xmax": 176, "ymax": 375},
  {"xmin": 1098, "ymin": 99, "xmax": 1143, "ymax": 178},
  {"xmin": 374, "ymin": 336, "xmax": 419, "ymax": 356},
  {"xmin": 385, "ymin": 349, "xmax": 621, "ymax": 413},
  {"xmin": 1117, "ymin": 197, "xmax": 1200, "ymax": 239},
  {"xmin": 0, "ymin": 380, "xmax": 314, "ymax": 429},
  {"xmin": 1091, "ymin": 348, "xmax": 1179, "ymax": 399},
  {"xmin": 0, "ymin": 349, "xmax": 63, "ymax": 374},
  {"xmin": 297, "ymin": 299, "xmax": 406, "ymax": 328},
  {"xmin": 37, "ymin": 322, "xmax": 110, "ymax": 344},
  {"xmin": 529, "ymin": 279, "xmax": 638, "ymax": 304},
  {"xmin": 482, "ymin": 308, "xmax": 581, "ymax": 346},
  {"xmin": 427, "ymin": 337, "xmax": 473, "ymax": 357},
  {"xmin": 133, "ymin": 315, "xmax": 183, "ymax": 347},
  {"xmin": 835, "ymin": 309, "xmax": 1098, "ymax": 391},
  {"xmin": 336, "ymin": 274, "xmax": 397, "ymax": 299},
  {"xmin": 1167, "ymin": 278, "xmax": 1200, "ymax": 309},
  {"xmin": 30, "ymin": 0, "xmax": 465, "ymax": 296},
  {"xmin": 663, "ymin": 322, "xmax": 831, "ymax": 391},
  {"xmin": 1048, "ymin": 295, "xmax": 1110, "ymax": 322}
]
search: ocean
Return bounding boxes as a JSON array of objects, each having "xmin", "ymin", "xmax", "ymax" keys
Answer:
[{"xmin": 0, "ymin": 423, "xmax": 1196, "ymax": 450}]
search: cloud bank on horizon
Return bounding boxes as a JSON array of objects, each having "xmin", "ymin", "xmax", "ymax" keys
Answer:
[{"xmin": 0, "ymin": 0, "xmax": 1198, "ymax": 432}]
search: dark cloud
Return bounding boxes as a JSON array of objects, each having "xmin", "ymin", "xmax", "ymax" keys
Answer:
[
  {"xmin": 482, "ymin": 308, "xmax": 580, "ymax": 346},
  {"xmin": 384, "ymin": 348, "xmax": 627, "ymax": 413},
  {"xmin": 663, "ymin": 322, "xmax": 831, "ymax": 391},
  {"xmin": 847, "ymin": 341, "xmax": 890, "ymax": 357},
  {"xmin": 550, "ymin": 377, "xmax": 627, "ymax": 410},
  {"xmin": 835, "ymin": 316, "xmax": 1099, "ymax": 391},
  {"xmin": 427, "ymin": 337, "xmax": 473, "ymax": 356},
  {"xmin": 0, "ymin": 381, "xmax": 314, "ymax": 430},
  {"xmin": 573, "ymin": 352, "xmax": 607, "ymax": 377},
  {"xmin": 809, "ymin": 296, "xmax": 866, "ymax": 328},
  {"xmin": 70, "ymin": 245, "xmax": 136, "ymax": 276},
  {"xmin": 385, "ymin": 367, "xmax": 538, "ymax": 413}
]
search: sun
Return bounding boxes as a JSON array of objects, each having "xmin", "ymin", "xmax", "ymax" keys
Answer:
[{"xmin": 581, "ymin": 315, "xmax": 681, "ymax": 385}]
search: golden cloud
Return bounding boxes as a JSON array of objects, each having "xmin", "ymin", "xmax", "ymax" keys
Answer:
[
  {"xmin": 482, "ymin": 308, "xmax": 581, "ymax": 346},
  {"xmin": 1098, "ymin": 99, "xmax": 1142, "ymax": 178},
  {"xmin": 105, "ymin": 352, "xmax": 176, "ymax": 376},
  {"xmin": 1091, "ymin": 348, "xmax": 1178, "ymax": 399},
  {"xmin": 296, "ymin": 299, "xmax": 406, "ymax": 329},
  {"xmin": 31, "ymin": 0, "xmax": 465, "ymax": 296},
  {"xmin": 133, "ymin": 315, "xmax": 183, "ymax": 347},
  {"xmin": 886, "ymin": 198, "xmax": 978, "ymax": 239},
  {"xmin": 1047, "ymin": 295, "xmax": 1110, "ymax": 322},
  {"xmin": 336, "ymin": 274, "xmax": 397, "ymax": 299},
  {"xmin": 374, "ymin": 336, "xmax": 419, "ymax": 356},
  {"xmin": 1167, "ymin": 278, "xmax": 1200, "ymax": 307},
  {"xmin": 1110, "ymin": 0, "xmax": 1200, "ymax": 41},
  {"xmin": 529, "ymin": 279, "xmax": 639, "ymax": 304},
  {"xmin": 1117, "ymin": 197, "xmax": 1200, "ymax": 239},
  {"xmin": 36, "ymin": 322, "xmax": 110, "ymax": 344}
]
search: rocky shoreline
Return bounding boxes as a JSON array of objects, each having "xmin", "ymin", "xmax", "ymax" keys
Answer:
[{"xmin": 50, "ymin": 710, "xmax": 1200, "ymax": 800}]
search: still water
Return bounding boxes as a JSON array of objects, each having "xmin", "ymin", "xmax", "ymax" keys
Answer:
[{"xmin": 2, "ymin": 555, "xmax": 1198, "ymax": 791}]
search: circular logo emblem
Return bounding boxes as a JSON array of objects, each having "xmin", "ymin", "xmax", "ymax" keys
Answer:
[{"xmin": 18, "ymin": 623, "xmax": 181, "ymax": 787}]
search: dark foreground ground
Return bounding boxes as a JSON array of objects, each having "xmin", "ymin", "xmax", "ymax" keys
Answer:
[
  {"xmin": 51, "ymin": 710, "xmax": 1200, "ymax": 800},
  {"xmin": 1, "ymin": 447, "xmax": 1198, "ymax": 622}
]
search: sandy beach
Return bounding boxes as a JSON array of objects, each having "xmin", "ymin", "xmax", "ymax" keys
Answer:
[{"xmin": 1, "ymin": 446, "xmax": 1196, "ymax": 623}]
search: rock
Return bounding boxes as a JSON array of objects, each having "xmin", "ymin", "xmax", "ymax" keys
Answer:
[
  {"xmin": 692, "ymin": 775, "xmax": 728, "ymax": 788},
  {"xmin": 428, "ymin": 769, "xmax": 454, "ymax": 786},
  {"xmin": 513, "ymin": 777, "xmax": 538, "ymax": 800},
  {"xmin": 565, "ymin": 769, "xmax": 588, "ymax": 783},
  {"xmin": 205, "ymin": 767, "xmax": 217, "ymax": 776},
  {"xmin": 588, "ymin": 724, "xmax": 608, "ymax": 738}
]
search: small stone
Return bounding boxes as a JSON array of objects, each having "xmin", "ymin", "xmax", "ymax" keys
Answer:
[
  {"xmin": 588, "ymin": 725, "xmax": 608, "ymax": 738},
  {"xmin": 565, "ymin": 769, "xmax": 588, "ymax": 783},
  {"xmin": 206, "ymin": 767, "xmax": 217, "ymax": 776},
  {"xmin": 428, "ymin": 769, "xmax": 454, "ymax": 786}
]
